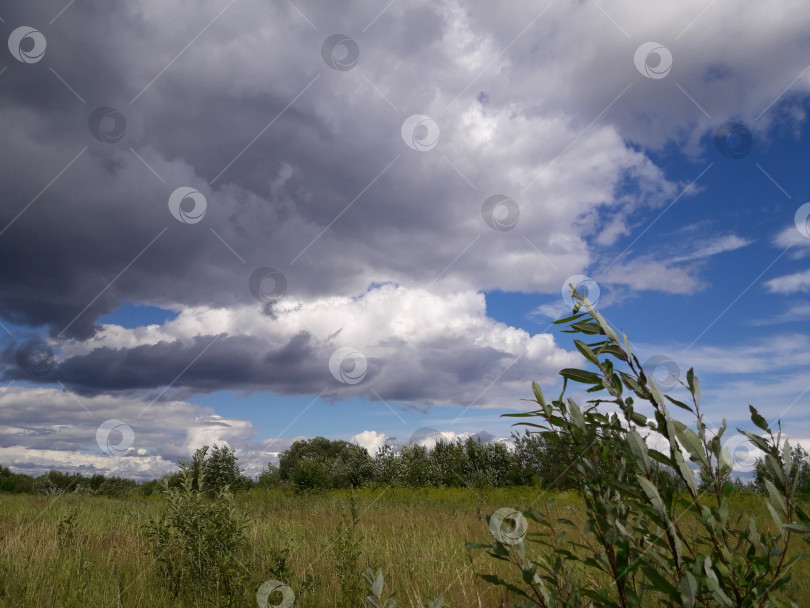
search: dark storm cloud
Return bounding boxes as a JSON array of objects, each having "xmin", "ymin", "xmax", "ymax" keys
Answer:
[
  {"xmin": 4, "ymin": 331, "xmax": 337, "ymax": 395},
  {"xmin": 0, "ymin": 0, "xmax": 660, "ymax": 342}
]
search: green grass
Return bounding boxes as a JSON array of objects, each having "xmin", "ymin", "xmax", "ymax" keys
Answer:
[{"xmin": 0, "ymin": 488, "xmax": 807, "ymax": 606}]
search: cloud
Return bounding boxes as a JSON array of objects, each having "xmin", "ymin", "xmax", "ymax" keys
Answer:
[
  {"xmin": 2, "ymin": 285, "xmax": 579, "ymax": 408},
  {"xmin": 669, "ymin": 234, "xmax": 752, "ymax": 263},
  {"xmin": 773, "ymin": 226, "xmax": 810, "ymax": 251},
  {"xmin": 351, "ymin": 430, "xmax": 387, "ymax": 455},
  {"xmin": 601, "ymin": 260, "xmax": 706, "ymax": 294},
  {"xmin": 764, "ymin": 269, "xmax": 810, "ymax": 294},
  {"xmin": 12, "ymin": 0, "xmax": 810, "ymax": 338},
  {"xmin": 0, "ymin": 386, "xmax": 258, "ymax": 479}
]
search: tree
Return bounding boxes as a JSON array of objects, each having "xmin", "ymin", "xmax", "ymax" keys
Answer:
[
  {"xmin": 255, "ymin": 461, "xmax": 282, "ymax": 489},
  {"xmin": 188, "ymin": 444, "xmax": 249, "ymax": 493},
  {"xmin": 372, "ymin": 444, "xmax": 406, "ymax": 486},
  {"xmin": 278, "ymin": 437, "xmax": 374, "ymax": 490}
]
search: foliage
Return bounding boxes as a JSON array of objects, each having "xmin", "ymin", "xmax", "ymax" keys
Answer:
[
  {"xmin": 754, "ymin": 444, "xmax": 810, "ymax": 497},
  {"xmin": 363, "ymin": 567, "xmax": 398, "ymax": 608},
  {"xmin": 0, "ymin": 465, "xmax": 34, "ymax": 493},
  {"xmin": 333, "ymin": 491, "xmax": 365, "ymax": 606},
  {"xmin": 256, "ymin": 461, "xmax": 283, "ymax": 489},
  {"xmin": 362, "ymin": 567, "xmax": 444, "ymax": 608},
  {"xmin": 1, "ymin": 429, "xmax": 595, "ymax": 496},
  {"xmin": 190, "ymin": 444, "xmax": 251, "ymax": 493},
  {"xmin": 470, "ymin": 289, "xmax": 810, "ymax": 607},
  {"xmin": 279, "ymin": 437, "xmax": 375, "ymax": 491},
  {"xmin": 56, "ymin": 506, "xmax": 80, "ymax": 548},
  {"xmin": 145, "ymin": 447, "xmax": 250, "ymax": 606}
]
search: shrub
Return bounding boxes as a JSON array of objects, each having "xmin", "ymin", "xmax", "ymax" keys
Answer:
[
  {"xmin": 146, "ymin": 447, "xmax": 250, "ymax": 606},
  {"xmin": 470, "ymin": 290, "xmax": 810, "ymax": 607},
  {"xmin": 0, "ymin": 465, "xmax": 34, "ymax": 493}
]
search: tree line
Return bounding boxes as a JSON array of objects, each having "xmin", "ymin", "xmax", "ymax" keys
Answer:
[{"xmin": 2, "ymin": 434, "xmax": 810, "ymax": 496}]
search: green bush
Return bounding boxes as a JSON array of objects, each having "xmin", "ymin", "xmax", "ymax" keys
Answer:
[
  {"xmin": 0, "ymin": 465, "xmax": 34, "ymax": 493},
  {"xmin": 470, "ymin": 290, "xmax": 810, "ymax": 607},
  {"xmin": 280, "ymin": 437, "xmax": 374, "ymax": 490},
  {"xmin": 146, "ymin": 447, "xmax": 250, "ymax": 606}
]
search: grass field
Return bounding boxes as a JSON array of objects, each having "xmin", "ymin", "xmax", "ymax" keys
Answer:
[{"xmin": 0, "ymin": 487, "xmax": 807, "ymax": 607}]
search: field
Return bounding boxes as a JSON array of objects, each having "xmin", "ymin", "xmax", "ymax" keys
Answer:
[{"xmin": 0, "ymin": 487, "xmax": 807, "ymax": 607}]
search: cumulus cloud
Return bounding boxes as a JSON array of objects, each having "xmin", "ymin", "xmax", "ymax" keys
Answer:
[
  {"xmin": 351, "ymin": 430, "xmax": 387, "ymax": 455},
  {"xmin": 2, "ymin": 285, "xmax": 579, "ymax": 407}
]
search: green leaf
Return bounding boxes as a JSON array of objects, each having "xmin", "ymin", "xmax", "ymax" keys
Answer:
[
  {"xmin": 568, "ymin": 400, "xmax": 585, "ymax": 430},
  {"xmin": 749, "ymin": 405, "xmax": 771, "ymax": 433},
  {"xmin": 703, "ymin": 556, "xmax": 734, "ymax": 607},
  {"xmin": 574, "ymin": 340, "xmax": 600, "ymax": 365},
  {"xmin": 567, "ymin": 321, "xmax": 603, "ymax": 335},
  {"xmin": 637, "ymin": 475, "xmax": 667, "ymax": 519},
  {"xmin": 589, "ymin": 305, "xmax": 621, "ymax": 346},
  {"xmin": 553, "ymin": 312, "xmax": 586, "ymax": 325},
  {"xmin": 675, "ymin": 453, "xmax": 698, "ymax": 495},
  {"xmin": 627, "ymin": 429, "xmax": 651, "ymax": 475},
  {"xmin": 531, "ymin": 381, "xmax": 546, "ymax": 408},
  {"xmin": 642, "ymin": 565, "xmax": 677, "ymax": 596},
  {"xmin": 665, "ymin": 394, "xmax": 694, "ymax": 414},
  {"xmin": 559, "ymin": 368, "xmax": 602, "ymax": 384},
  {"xmin": 678, "ymin": 571, "xmax": 697, "ymax": 608},
  {"xmin": 765, "ymin": 479, "xmax": 788, "ymax": 519},
  {"xmin": 648, "ymin": 377, "xmax": 665, "ymax": 407},
  {"xmin": 675, "ymin": 426, "xmax": 709, "ymax": 468}
]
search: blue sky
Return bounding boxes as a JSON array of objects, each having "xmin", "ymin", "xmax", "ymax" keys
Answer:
[{"xmin": 1, "ymin": 0, "xmax": 809, "ymax": 479}]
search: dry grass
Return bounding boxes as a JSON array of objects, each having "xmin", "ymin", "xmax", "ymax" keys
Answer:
[{"xmin": 0, "ymin": 488, "xmax": 806, "ymax": 606}]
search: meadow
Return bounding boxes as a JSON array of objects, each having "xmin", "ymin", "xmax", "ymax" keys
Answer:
[{"xmin": 0, "ymin": 487, "xmax": 807, "ymax": 607}]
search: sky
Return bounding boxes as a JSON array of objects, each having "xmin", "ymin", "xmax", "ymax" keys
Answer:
[{"xmin": 1, "ymin": 0, "xmax": 809, "ymax": 481}]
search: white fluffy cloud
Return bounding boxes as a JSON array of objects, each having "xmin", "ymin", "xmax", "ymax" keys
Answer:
[{"xmin": 764, "ymin": 269, "xmax": 810, "ymax": 294}]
